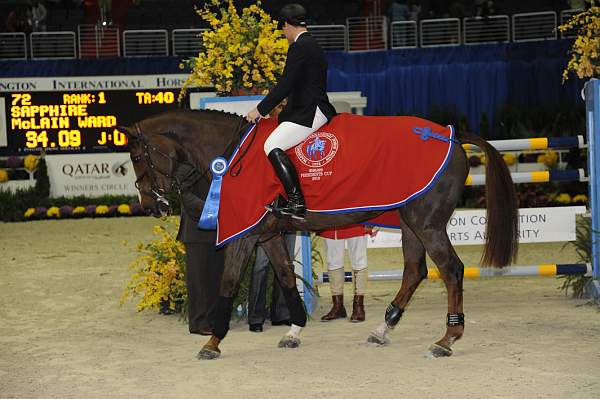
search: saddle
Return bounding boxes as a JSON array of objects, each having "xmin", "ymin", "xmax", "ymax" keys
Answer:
[{"xmin": 215, "ymin": 113, "xmax": 455, "ymax": 246}]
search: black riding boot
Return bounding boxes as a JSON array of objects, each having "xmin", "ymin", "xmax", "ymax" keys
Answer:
[{"xmin": 267, "ymin": 148, "xmax": 306, "ymax": 219}]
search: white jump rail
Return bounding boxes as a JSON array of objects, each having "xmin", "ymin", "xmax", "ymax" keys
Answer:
[
  {"xmin": 463, "ymin": 15, "xmax": 510, "ymax": 45},
  {"xmin": 308, "ymin": 25, "xmax": 347, "ymax": 51},
  {"xmin": 420, "ymin": 18, "xmax": 461, "ymax": 47},
  {"xmin": 390, "ymin": 20, "xmax": 417, "ymax": 49},
  {"xmin": 512, "ymin": 11, "xmax": 557, "ymax": 42},
  {"xmin": 346, "ymin": 16, "xmax": 388, "ymax": 52},
  {"xmin": 0, "ymin": 32, "xmax": 27, "ymax": 60},
  {"xmin": 123, "ymin": 29, "xmax": 168, "ymax": 57},
  {"xmin": 30, "ymin": 31, "xmax": 76, "ymax": 60},
  {"xmin": 77, "ymin": 24, "xmax": 120, "ymax": 58},
  {"xmin": 559, "ymin": 9, "xmax": 584, "ymax": 39},
  {"xmin": 172, "ymin": 28, "xmax": 207, "ymax": 57}
]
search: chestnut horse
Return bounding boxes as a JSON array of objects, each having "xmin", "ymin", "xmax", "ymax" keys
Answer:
[{"xmin": 121, "ymin": 109, "xmax": 518, "ymax": 360}]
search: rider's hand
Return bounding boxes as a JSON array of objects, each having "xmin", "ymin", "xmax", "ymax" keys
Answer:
[{"xmin": 246, "ymin": 108, "xmax": 262, "ymax": 123}]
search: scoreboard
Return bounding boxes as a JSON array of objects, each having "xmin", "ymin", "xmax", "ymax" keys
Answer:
[{"xmin": 0, "ymin": 74, "xmax": 207, "ymax": 156}]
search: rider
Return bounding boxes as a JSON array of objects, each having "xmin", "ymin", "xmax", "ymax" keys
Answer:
[{"xmin": 246, "ymin": 3, "xmax": 336, "ymax": 219}]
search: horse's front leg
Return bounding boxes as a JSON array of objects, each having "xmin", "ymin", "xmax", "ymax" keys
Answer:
[
  {"xmin": 198, "ymin": 235, "xmax": 258, "ymax": 360},
  {"xmin": 261, "ymin": 234, "xmax": 307, "ymax": 349}
]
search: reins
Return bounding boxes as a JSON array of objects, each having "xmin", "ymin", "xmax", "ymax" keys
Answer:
[{"xmin": 227, "ymin": 117, "xmax": 258, "ymax": 178}]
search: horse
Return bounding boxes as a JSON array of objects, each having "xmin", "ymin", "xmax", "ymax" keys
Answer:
[{"xmin": 120, "ymin": 109, "xmax": 518, "ymax": 360}]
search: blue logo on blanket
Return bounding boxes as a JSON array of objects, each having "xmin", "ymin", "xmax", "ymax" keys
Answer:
[
  {"xmin": 306, "ymin": 137, "xmax": 326, "ymax": 160},
  {"xmin": 413, "ymin": 126, "xmax": 451, "ymax": 143}
]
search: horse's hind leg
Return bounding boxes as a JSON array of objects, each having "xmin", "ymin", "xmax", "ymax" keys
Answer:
[
  {"xmin": 368, "ymin": 215, "xmax": 428, "ymax": 345},
  {"xmin": 261, "ymin": 234, "xmax": 307, "ymax": 349},
  {"xmin": 414, "ymin": 227, "xmax": 465, "ymax": 357},
  {"xmin": 198, "ymin": 235, "xmax": 258, "ymax": 360}
]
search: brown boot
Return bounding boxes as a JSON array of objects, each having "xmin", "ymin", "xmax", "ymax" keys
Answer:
[
  {"xmin": 321, "ymin": 295, "xmax": 347, "ymax": 321},
  {"xmin": 350, "ymin": 295, "xmax": 365, "ymax": 322}
]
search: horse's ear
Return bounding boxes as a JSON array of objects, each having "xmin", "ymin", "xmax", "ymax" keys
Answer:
[{"xmin": 116, "ymin": 125, "xmax": 131, "ymax": 136}]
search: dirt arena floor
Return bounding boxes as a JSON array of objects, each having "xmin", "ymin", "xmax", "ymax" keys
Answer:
[{"xmin": 1, "ymin": 218, "xmax": 599, "ymax": 399}]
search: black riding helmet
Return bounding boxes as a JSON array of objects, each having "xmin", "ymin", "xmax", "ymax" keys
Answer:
[{"xmin": 279, "ymin": 3, "xmax": 308, "ymax": 27}]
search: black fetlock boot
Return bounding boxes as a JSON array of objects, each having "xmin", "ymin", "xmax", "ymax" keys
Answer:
[{"xmin": 267, "ymin": 148, "xmax": 306, "ymax": 220}]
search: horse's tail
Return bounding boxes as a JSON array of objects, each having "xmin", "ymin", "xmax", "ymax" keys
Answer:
[{"xmin": 457, "ymin": 131, "xmax": 519, "ymax": 267}]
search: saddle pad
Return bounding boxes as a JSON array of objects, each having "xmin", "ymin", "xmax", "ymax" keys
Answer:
[{"xmin": 216, "ymin": 113, "xmax": 455, "ymax": 246}]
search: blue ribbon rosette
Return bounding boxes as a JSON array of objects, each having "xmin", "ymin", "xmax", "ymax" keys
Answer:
[{"xmin": 198, "ymin": 157, "xmax": 228, "ymax": 230}]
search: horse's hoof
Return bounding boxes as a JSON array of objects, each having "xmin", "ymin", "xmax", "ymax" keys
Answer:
[
  {"xmin": 197, "ymin": 347, "xmax": 221, "ymax": 360},
  {"xmin": 278, "ymin": 335, "xmax": 301, "ymax": 348},
  {"xmin": 367, "ymin": 333, "xmax": 389, "ymax": 346},
  {"xmin": 426, "ymin": 343, "xmax": 453, "ymax": 358}
]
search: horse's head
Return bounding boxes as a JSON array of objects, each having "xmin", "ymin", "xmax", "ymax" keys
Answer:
[{"xmin": 120, "ymin": 123, "xmax": 179, "ymax": 217}]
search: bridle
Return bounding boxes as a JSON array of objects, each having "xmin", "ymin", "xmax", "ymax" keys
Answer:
[
  {"xmin": 130, "ymin": 117, "xmax": 252, "ymax": 214},
  {"xmin": 131, "ymin": 123, "xmax": 206, "ymax": 212}
]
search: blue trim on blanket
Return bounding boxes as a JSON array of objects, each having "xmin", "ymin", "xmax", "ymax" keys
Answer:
[
  {"xmin": 361, "ymin": 222, "xmax": 403, "ymax": 230},
  {"xmin": 216, "ymin": 124, "xmax": 457, "ymax": 246}
]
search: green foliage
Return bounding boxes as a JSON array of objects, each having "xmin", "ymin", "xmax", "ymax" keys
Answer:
[{"xmin": 560, "ymin": 217, "xmax": 593, "ymax": 298}]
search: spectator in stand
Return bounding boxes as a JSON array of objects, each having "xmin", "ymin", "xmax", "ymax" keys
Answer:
[
  {"xmin": 388, "ymin": 0, "xmax": 410, "ymax": 21},
  {"xmin": 6, "ymin": 7, "xmax": 31, "ymax": 33},
  {"xmin": 408, "ymin": 1, "xmax": 421, "ymax": 21},
  {"xmin": 320, "ymin": 225, "xmax": 374, "ymax": 322},
  {"xmin": 475, "ymin": 0, "xmax": 495, "ymax": 17},
  {"xmin": 28, "ymin": 1, "xmax": 47, "ymax": 32},
  {"xmin": 568, "ymin": 0, "xmax": 586, "ymax": 10}
]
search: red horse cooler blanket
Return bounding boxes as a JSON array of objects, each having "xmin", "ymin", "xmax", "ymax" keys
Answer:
[{"xmin": 215, "ymin": 114, "xmax": 455, "ymax": 246}]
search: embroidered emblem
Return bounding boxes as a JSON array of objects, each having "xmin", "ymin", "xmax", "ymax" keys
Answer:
[
  {"xmin": 413, "ymin": 126, "xmax": 451, "ymax": 143},
  {"xmin": 295, "ymin": 132, "xmax": 339, "ymax": 168}
]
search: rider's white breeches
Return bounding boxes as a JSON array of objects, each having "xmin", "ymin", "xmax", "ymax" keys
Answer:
[
  {"xmin": 325, "ymin": 236, "xmax": 368, "ymax": 271},
  {"xmin": 263, "ymin": 106, "xmax": 328, "ymax": 155}
]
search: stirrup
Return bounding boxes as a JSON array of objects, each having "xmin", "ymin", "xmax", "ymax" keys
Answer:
[
  {"xmin": 279, "ymin": 205, "xmax": 306, "ymax": 220},
  {"xmin": 265, "ymin": 195, "xmax": 306, "ymax": 220},
  {"xmin": 264, "ymin": 195, "xmax": 286, "ymax": 216}
]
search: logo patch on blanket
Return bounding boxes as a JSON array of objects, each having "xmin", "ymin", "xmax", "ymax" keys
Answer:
[{"xmin": 216, "ymin": 114, "xmax": 455, "ymax": 246}]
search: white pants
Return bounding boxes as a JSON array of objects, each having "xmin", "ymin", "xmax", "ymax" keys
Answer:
[
  {"xmin": 325, "ymin": 236, "xmax": 368, "ymax": 271},
  {"xmin": 263, "ymin": 106, "xmax": 328, "ymax": 154}
]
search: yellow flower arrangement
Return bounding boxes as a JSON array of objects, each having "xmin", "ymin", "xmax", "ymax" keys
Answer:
[
  {"xmin": 502, "ymin": 153, "xmax": 516, "ymax": 166},
  {"xmin": 555, "ymin": 193, "xmax": 572, "ymax": 204},
  {"xmin": 96, "ymin": 205, "xmax": 109, "ymax": 215},
  {"xmin": 120, "ymin": 220, "xmax": 187, "ymax": 313},
  {"xmin": 573, "ymin": 194, "xmax": 588, "ymax": 203},
  {"xmin": 73, "ymin": 206, "xmax": 86, "ymax": 215},
  {"xmin": 537, "ymin": 150, "xmax": 558, "ymax": 168},
  {"xmin": 47, "ymin": 207, "xmax": 60, "ymax": 218},
  {"xmin": 118, "ymin": 204, "xmax": 131, "ymax": 215},
  {"xmin": 559, "ymin": 4, "xmax": 600, "ymax": 81},
  {"xmin": 23, "ymin": 155, "xmax": 39, "ymax": 172},
  {"xmin": 24, "ymin": 208, "xmax": 35, "ymax": 218},
  {"xmin": 0, "ymin": 169, "xmax": 8, "ymax": 183},
  {"xmin": 180, "ymin": 0, "xmax": 288, "ymax": 97}
]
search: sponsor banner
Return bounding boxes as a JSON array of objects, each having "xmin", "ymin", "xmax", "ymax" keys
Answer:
[
  {"xmin": 46, "ymin": 153, "xmax": 137, "ymax": 197},
  {"xmin": 0, "ymin": 74, "xmax": 192, "ymax": 92},
  {"xmin": 0, "ymin": 97, "xmax": 5, "ymax": 147},
  {"xmin": 368, "ymin": 206, "xmax": 586, "ymax": 248}
]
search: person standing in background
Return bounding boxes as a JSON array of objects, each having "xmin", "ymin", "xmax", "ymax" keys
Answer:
[
  {"xmin": 28, "ymin": 1, "xmax": 47, "ymax": 32},
  {"xmin": 175, "ymin": 162, "xmax": 224, "ymax": 336},
  {"xmin": 320, "ymin": 225, "xmax": 373, "ymax": 322},
  {"xmin": 247, "ymin": 233, "xmax": 296, "ymax": 332}
]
